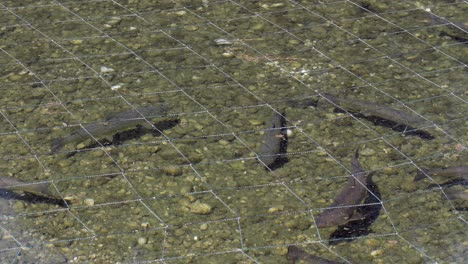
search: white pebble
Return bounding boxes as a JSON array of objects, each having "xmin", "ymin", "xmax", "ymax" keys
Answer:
[
  {"xmin": 84, "ymin": 198, "xmax": 95, "ymax": 206},
  {"xmin": 137, "ymin": 237, "xmax": 147, "ymax": 245},
  {"xmin": 111, "ymin": 84, "xmax": 123, "ymax": 90},
  {"xmin": 100, "ymin": 66, "xmax": 115, "ymax": 73}
]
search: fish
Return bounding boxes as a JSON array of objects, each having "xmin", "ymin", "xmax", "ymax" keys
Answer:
[
  {"xmin": 329, "ymin": 172, "xmax": 381, "ymax": 245},
  {"xmin": 257, "ymin": 111, "xmax": 287, "ymax": 167},
  {"xmin": 65, "ymin": 118, "xmax": 181, "ymax": 158},
  {"xmin": 286, "ymin": 246, "xmax": 344, "ymax": 264},
  {"xmin": 415, "ymin": 166, "xmax": 468, "ymax": 181},
  {"xmin": 0, "ymin": 176, "xmax": 53, "ymax": 197},
  {"xmin": 321, "ymin": 93, "xmax": 428, "ymax": 130},
  {"xmin": 444, "ymin": 189, "xmax": 468, "ymax": 201},
  {"xmin": 315, "ymin": 149, "xmax": 369, "ymax": 228},
  {"xmin": 51, "ymin": 105, "xmax": 168, "ymax": 153}
]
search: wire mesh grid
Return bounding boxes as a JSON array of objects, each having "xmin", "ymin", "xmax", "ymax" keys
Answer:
[{"xmin": 0, "ymin": 0, "xmax": 466, "ymax": 263}]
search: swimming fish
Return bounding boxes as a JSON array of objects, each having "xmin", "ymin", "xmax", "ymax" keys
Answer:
[
  {"xmin": 328, "ymin": 171, "xmax": 381, "ymax": 245},
  {"xmin": 257, "ymin": 111, "xmax": 286, "ymax": 167},
  {"xmin": 415, "ymin": 166, "xmax": 468, "ymax": 181},
  {"xmin": 51, "ymin": 105, "xmax": 168, "ymax": 153},
  {"xmin": 321, "ymin": 93, "xmax": 428, "ymax": 129},
  {"xmin": 315, "ymin": 149, "xmax": 369, "ymax": 228},
  {"xmin": 286, "ymin": 246, "xmax": 344, "ymax": 264},
  {"xmin": 0, "ymin": 176, "xmax": 53, "ymax": 197}
]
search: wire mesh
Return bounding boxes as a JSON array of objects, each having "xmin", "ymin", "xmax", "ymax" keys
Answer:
[{"xmin": 0, "ymin": 0, "xmax": 466, "ymax": 263}]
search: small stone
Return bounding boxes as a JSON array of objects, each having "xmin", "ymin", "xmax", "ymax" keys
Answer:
[
  {"xmin": 174, "ymin": 10, "xmax": 186, "ymax": 16},
  {"xmin": 365, "ymin": 238, "xmax": 380, "ymax": 247},
  {"xmin": 58, "ymin": 159, "xmax": 73, "ymax": 168},
  {"xmin": 218, "ymin": 139, "xmax": 229, "ymax": 146},
  {"xmin": 70, "ymin": 39, "xmax": 83, "ymax": 45},
  {"xmin": 84, "ymin": 198, "xmax": 95, "ymax": 206},
  {"xmin": 137, "ymin": 237, "xmax": 147, "ymax": 245},
  {"xmin": 360, "ymin": 148, "xmax": 376, "ymax": 156},
  {"xmin": 92, "ymin": 151, "xmax": 104, "ymax": 157},
  {"xmin": 200, "ymin": 223, "xmax": 208, "ymax": 231},
  {"xmin": 215, "ymin": 38, "xmax": 234, "ymax": 45},
  {"xmin": 267, "ymin": 205, "xmax": 284, "ymax": 213},
  {"xmin": 249, "ymin": 119, "xmax": 263, "ymax": 126},
  {"xmin": 222, "ymin": 52, "xmax": 234, "ymax": 58},
  {"xmin": 370, "ymin": 249, "xmax": 383, "ymax": 257},
  {"xmin": 111, "ymin": 84, "xmax": 123, "ymax": 90},
  {"xmin": 76, "ymin": 142, "xmax": 87, "ymax": 150},
  {"xmin": 100, "ymin": 66, "xmax": 115, "ymax": 73},
  {"xmin": 107, "ymin": 17, "xmax": 122, "ymax": 25},
  {"xmin": 189, "ymin": 201, "xmax": 212, "ymax": 215},
  {"xmin": 162, "ymin": 165, "xmax": 183, "ymax": 176},
  {"xmin": 184, "ymin": 25, "xmax": 198, "ymax": 31}
]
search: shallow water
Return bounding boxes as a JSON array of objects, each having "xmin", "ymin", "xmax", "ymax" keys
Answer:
[{"xmin": 0, "ymin": 0, "xmax": 467, "ymax": 263}]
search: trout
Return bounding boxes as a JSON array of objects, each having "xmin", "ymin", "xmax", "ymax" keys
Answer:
[
  {"xmin": 322, "ymin": 93, "xmax": 428, "ymax": 129},
  {"xmin": 51, "ymin": 105, "xmax": 167, "ymax": 153},
  {"xmin": 315, "ymin": 149, "xmax": 369, "ymax": 228},
  {"xmin": 257, "ymin": 111, "xmax": 286, "ymax": 166}
]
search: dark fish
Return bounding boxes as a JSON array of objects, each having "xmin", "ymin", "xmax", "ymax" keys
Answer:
[
  {"xmin": 329, "ymin": 172, "xmax": 381, "ymax": 245},
  {"xmin": 65, "ymin": 118, "xmax": 180, "ymax": 158},
  {"xmin": 322, "ymin": 93, "xmax": 428, "ymax": 130},
  {"xmin": 286, "ymin": 246, "xmax": 344, "ymax": 264},
  {"xmin": 257, "ymin": 112, "xmax": 287, "ymax": 168},
  {"xmin": 0, "ymin": 176, "xmax": 53, "ymax": 197},
  {"xmin": 415, "ymin": 166, "xmax": 468, "ymax": 181},
  {"xmin": 315, "ymin": 149, "xmax": 368, "ymax": 228},
  {"xmin": 51, "ymin": 105, "xmax": 168, "ymax": 153}
]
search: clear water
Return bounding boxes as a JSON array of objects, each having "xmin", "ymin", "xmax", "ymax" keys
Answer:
[{"xmin": 0, "ymin": 0, "xmax": 466, "ymax": 263}]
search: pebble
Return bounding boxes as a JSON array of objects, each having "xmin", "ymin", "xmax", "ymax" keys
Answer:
[
  {"xmin": 222, "ymin": 52, "xmax": 234, "ymax": 58},
  {"xmin": 84, "ymin": 198, "xmax": 95, "ymax": 206},
  {"xmin": 189, "ymin": 201, "xmax": 212, "ymax": 215},
  {"xmin": 214, "ymin": 38, "xmax": 234, "ymax": 45},
  {"xmin": 267, "ymin": 205, "xmax": 284, "ymax": 213},
  {"xmin": 100, "ymin": 66, "xmax": 115, "ymax": 73},
  {"xmin": 137, "ymin": 237, "xmax": 147, "ymax": 245},
  {"xmin": 370, "ymin": 249, "xmax": 383, "ymax": 257},
  {"xmin": 162, "ymin": 165, "xmax": 183, "ymax": 176},
  {"xmin": 70, "ymin": 39, "xmax": 83, "ymax": 45},
  {"xmin": 360, "ymin": 148, "xmax": 376, "ymax": 156},
  {"xmin": 184, "ymin": 25, "xmax": 198, "ymax": 31},
  {"xmin": 111, "ymin": 84, "xmax": 123, "ymax": 90}
]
